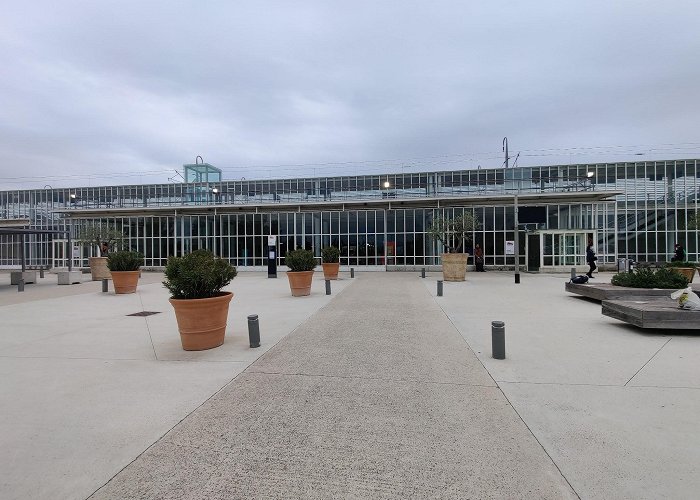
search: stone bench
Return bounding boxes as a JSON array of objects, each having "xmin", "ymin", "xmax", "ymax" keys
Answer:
[
  {"xmin": 10, "ymin": 271, "xmax": 37, "ymax": 285},
  {"xmin": 565, "ymin": 282, "xmax": 678, "ymax": 301},
  {"xmin": 57, "ymin": 271, "xmax": 83, "ymax": 285},
  {"xmin": 602, "ymin": 298, "xmax": 700, "ymax": 330}
]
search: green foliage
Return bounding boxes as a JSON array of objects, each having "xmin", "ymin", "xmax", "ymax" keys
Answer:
[
  {"xmin": 107, "ymin": 251, "xmax": 144, "ymax": 272},
  {"xmin": 664, "ymin": 261, "xmax": 697, "ymax": 268},
  {"xmin": 321, "ymin": 246, "xmax": 340, "ymax": 263},
  {"xmin": 77, "ymin": 224, "xmax": 124, "ymax": 256},
  {"xmin": 163, "ymin": 250, "xmax": 237, "ymax": 299},
  {"xmin": 688, "ymin": 214, "xmax": 699, "ymax": 230},
  {"xmin": 285, "ymin": 249, "xmax": 317, "ymax": 272},
  {"xmin": 611, "ymin": 268, "xmax": 688, "ymax": 289},
  {"xmin": 427, "ymin": 213, "xmax": 478, "ymax": 253}
]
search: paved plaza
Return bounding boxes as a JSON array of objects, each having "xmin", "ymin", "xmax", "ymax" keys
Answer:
[{"xmin": 0, "ymin": 270, "xmax": 698, "ymax": 499}]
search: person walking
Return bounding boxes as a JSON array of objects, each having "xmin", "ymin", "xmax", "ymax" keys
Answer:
[
  {"xmin": 474, "ymin": 243, "xmax": 485, "ymax": 272},
  {"xmin": 586, "ymin": 239, "xmax": 597, "ymax": 278}
]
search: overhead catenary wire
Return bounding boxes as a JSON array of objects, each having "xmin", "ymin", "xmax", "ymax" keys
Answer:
[{"xmin": 1, "ymin": 141, "xmax": 700, "ymax": 186}]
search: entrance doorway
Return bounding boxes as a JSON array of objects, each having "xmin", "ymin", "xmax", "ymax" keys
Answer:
[
  {"xmin": 541, "ymin": 231, "xmax": 593, "ymax": 268},
  {"xmin": 527, "ymin": 234, "xmax": 540, "ymax": 271}
]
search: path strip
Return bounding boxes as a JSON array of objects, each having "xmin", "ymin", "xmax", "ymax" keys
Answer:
[{"xmin": 92, "ymin": 273, "xmax": 576, "ymax": 499}]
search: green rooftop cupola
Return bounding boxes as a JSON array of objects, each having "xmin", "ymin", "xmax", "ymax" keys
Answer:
[{"xmin": 183, "ymin": 156, "xmax": 221, "ymax": 183}]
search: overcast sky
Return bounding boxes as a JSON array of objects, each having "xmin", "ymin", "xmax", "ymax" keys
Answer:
[{"xmin": 1, "ymin": 1, "xmax": 699, "ymax": 189}]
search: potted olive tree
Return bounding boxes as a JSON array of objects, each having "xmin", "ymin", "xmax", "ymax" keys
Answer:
[
  {"xmin": 163, "ymin": 250, "xmax": 237, "ymax": 351},
  {"xmin": 427, "ymin": 213, "xmax": 477, "ymax": 281},
  {"xmin": 107, "ymin": 251, "xmax": 144, "ymax": 294},
  {"xmin": 321, "ymin": 246, "xmax": 341, "ymax": 280},
  {"xmin": 77, "ymin": 224, "xmax": 124, "ymax": 281},
  {"xmin": 285, "ymin": 248, "xmax": 316, "ymax": 296}
]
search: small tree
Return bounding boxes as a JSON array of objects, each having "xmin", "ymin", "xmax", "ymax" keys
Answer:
[
  {"xmin": 321, "ymin": 246, "xmax": 340, "ymax": 263},
  {"xmin": 427, "ymin": 213, "xmax": 477, "ymax": 253},
  {"xmin": 77, "ymin": 224, "xmax": 124, "ymax": 256}
]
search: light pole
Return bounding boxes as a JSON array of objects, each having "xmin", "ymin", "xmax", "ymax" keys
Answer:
[{"xmin": 514, "ymin": 193, "xmax": 520, "ymax": 284}]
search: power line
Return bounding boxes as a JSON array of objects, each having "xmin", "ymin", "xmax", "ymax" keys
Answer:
[{"xmin": 1, "ymin": 141, "xmax": 700, "ymax": 185}]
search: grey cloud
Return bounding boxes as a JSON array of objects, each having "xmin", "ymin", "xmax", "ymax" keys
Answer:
[{"xmin": 1, "ymin": 1, "xmax": 700, "ymax": 189}]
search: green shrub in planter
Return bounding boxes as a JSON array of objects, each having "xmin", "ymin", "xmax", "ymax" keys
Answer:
[
  {"xmin": 321, "ymin": 246, "xmax": 340, "ymax": 263},
  {"xmin": 285, "ymin": 249, "xmax": 317, "ymax": 272},
  {"xmin": 163, "ymin": 250, "xmax": 237, "ymax": 299},
  {"xmin": 107, "ymin": 251, "xmax": 144, "ymax": 271},
  {"xmin": 665, "ymin": 261, "xmax": 697, "ymax": 268},
  {"xmin": 611, "ymin": 268, "xmax": 688, "ymax": 289}
]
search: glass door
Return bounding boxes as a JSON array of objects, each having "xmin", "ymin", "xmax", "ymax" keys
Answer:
[{"xmin": 541, "ymin": 231, "xmax": 591, "ymax": 267}]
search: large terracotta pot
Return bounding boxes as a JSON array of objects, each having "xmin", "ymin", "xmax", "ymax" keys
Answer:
[
  {"xmin": 111, "ymin": 270, "xmax": 140, "ymax": 294},
  {"xmin": 169, "ymin": 292, "xmax": 233, "ymax": 351},
  {"xmin": 441, "ymin": 253, "xmax": 469, "ymax": 282},
  {"xmin": 322, "ymin": 262, "xmax": 340, "ymax": 280},
  {"xmin": 89, "ymin": 256, "xmax": 111, "ymax": 281},
  {"xmin": 287, "ymin": 271, "xmax": 314, "ymax": 296}
]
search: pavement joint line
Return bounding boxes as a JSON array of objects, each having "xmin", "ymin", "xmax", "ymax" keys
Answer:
[
  {"xmin": 624, "ymin": 338, "xmax": 673, "ymax": 387},
  {"xmin": 139, "ymin": 291, "xmax": 159, "ymax": 361},
  {"xmin": 496, "ymin": 380, "xmax": 700, "ymax": 390},
  {"xmin": 88, "ymin": 364, "xmax": 252, "ymax": 499},
  {"xmin": 429, "ymin": 284, "xmax": 582, "ymax": 500},
  {"xmin": 243, "ymin": 369, "xmax": 498, "ymax": 388},
  {"xmin": 495, "ymin": 379, "xmax": 583, "ymax": 499},
  {"xmin": 498, "ymin": 380, "xmax": 629, "ymax": 388}
]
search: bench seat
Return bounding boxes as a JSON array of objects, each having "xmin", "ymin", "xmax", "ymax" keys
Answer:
[{"xmin": 602, "ymin": 298, "xmax": 700, "ymax": 329}]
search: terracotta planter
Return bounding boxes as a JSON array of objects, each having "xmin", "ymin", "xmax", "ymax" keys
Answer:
[
  {"xmin": 322, "ymin": 262, "xmax": 340, "ymax": 280},
  {"xmin": 169, "ymin": 292, "xmax": 233, "ymax": 351},
  {"xmin": 287, "ymin": 270, "xmax": 314, "ymax": 296},
  {"xmin": 441, "ymin": 253, "xmax": 469, "ymax": 282},
  {"xmin": 89, "ymin": 256, "xmax": 111, "ymax": 281},
  {"xmin": 671, "ymin": 267, "xmax": 695, "ymax": 282},
  {"xmin": 111, "ymin": 270, "xmax": 140, "ymax": 294}
]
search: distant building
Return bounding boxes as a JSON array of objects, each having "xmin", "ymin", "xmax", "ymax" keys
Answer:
[{"xmin": 1, "ymin": 159, "xmax": 698, "ymax": 270}]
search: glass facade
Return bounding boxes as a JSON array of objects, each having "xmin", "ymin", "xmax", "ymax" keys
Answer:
[{"xmin": 1, "ymin": 159, "xmax": 698, "ymax": 270}]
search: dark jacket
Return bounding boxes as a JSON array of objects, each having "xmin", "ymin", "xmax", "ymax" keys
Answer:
[
  {"xmin": 586, "ymin": 245, "xmax": 596, "ymax": 263},
  {"xmin": 673, "ymin": 247, "xmax": 685, "ymax": 262}
]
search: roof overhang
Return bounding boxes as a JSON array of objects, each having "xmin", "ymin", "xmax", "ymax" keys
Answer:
[
  {"xmin": 0, "ymin": 228, "xmax": 69, "ymax": 235},
  {"xmin": 0, "ymin": 218, "xmax": 31, "ymax": 228},
  {"xmin": 53, "ymin": 191, "xmax": 622, "ymax": 218}
]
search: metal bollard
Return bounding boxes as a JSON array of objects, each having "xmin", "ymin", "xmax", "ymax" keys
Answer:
[
  {"xmin": 350, "ymin": 268, "xmax": 355, "ymax": 278},
  {"xmin": 17, "ymin": 279, "xmax": 24, "ymax": 293},
  {"xmin": 40, "ymin": 268, "xmax": 45, "ymax": 279},
  {"xmin": 102, "ymin": 278, "xmax": 108, "ymax": 293},
  {"xmin": 421, "ymin": 267, "xmax": 425, "ymax": 278},
  {"xmin": 570, "ymin": 267, "xmax": 576, "ymax": 280},
  {"xmin": 437, "ymin": 280, "xmax": 443, "ymax": 297},
  {"xmin": 325, "ymin": 279, "xmax": 331, "ymax": 295},
  {"xmin": 492, "ymin": 321, "xmax": 506, "ymax": 359},
  {"xmin": 247, "ymin": 314, "xmax": 261, "ymax": 348}
]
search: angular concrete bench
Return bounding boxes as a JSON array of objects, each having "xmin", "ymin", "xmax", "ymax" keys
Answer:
[
  {"xmin": 565, "ymin": 282, "xmax": 676, "ymax": 301},
  {"xmin": 602, "ymin": 298, "xmax": 700, "ymax": 329}
]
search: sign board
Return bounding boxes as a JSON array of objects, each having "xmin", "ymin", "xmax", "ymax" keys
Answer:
[
  {"xmin": 505, "ymin": 241, "xmax": 515, "ymax": 255},
  {"xmin": 72, "ymin": 246, "xmax": 81, "ymax": 259},
  {"xmin": 267, "ymin": 235, "xmax": 277, "ymax": 246}
]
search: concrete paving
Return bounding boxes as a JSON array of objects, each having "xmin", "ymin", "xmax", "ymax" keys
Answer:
[
  {"xmin": 2, "ymin": 269, "xmax": 699, "ymax": 499},
  {"xmin": 429, "ymin": 271, "xmax": 700, "ymax": 500},
  {"xmin": 91, "ymin": 273, "xmax": 575, "ymax": 499},
  {"xmin": 0, "ymin": 270, "xmax": 350, "ymax": 500}
]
